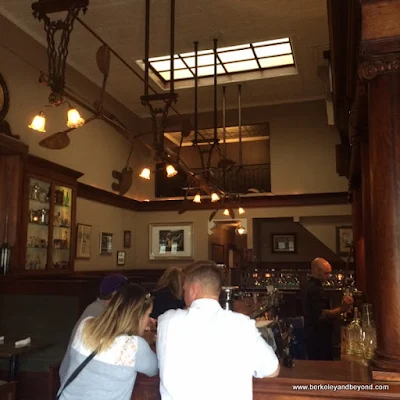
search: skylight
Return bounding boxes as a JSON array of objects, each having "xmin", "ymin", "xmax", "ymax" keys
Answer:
[{"xmin": 144, "ymin": 38, "xmax": 294, "ymax": 83}]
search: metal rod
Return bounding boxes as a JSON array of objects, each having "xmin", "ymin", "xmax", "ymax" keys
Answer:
[
  {"xmin": 144, "ymin": 0, "xmax": 150, "ymax": 99},
  {"xmin": 194, "ymin": 41, "xmax": 199, "ymax": 144},
  {"xmin": 223, "ymin": 86, "xmax": 226, "ymax": 157},
  {"xmin": 213, "ymin": 38, "xmax": 218, "ymax": 143},
  {"xmin": 170, "ymin": 0, "xmax": 175, "ymax": 94},
  {"xmin": 75, "ymin": 16, "xmax": 228, "ymax": 155},
  {"xmin": 238, "ymin": 84, "xmax": 242, "ymax": 165}
]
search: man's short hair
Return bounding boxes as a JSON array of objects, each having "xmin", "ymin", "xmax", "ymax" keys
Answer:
[{"xmin": 183, "ymin": 261, "xmax": 222, "ymax": 295}]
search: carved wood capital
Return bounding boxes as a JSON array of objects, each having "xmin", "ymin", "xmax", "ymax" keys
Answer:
[{"xmin": 359, "ymin": 53, "xmax": 400, "ymax": 80}]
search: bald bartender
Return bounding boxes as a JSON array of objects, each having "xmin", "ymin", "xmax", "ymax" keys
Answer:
[{"xmin": 305, "ymin": 258, "xmax": 354, "ymax": 360}]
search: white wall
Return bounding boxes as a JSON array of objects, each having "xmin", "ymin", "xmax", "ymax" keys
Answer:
[{"xmin": 134, "ymin": 204, "xmax": 351, "ymax": 269}]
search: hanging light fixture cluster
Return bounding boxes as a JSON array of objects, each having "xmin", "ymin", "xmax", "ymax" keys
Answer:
[
  {"xmin": 29, "ymin": 101, "xmax": 85, "ymax": 133},
  {"xmin": 29, "ymin": 0, "xmax": 87, "ymax": 133}
]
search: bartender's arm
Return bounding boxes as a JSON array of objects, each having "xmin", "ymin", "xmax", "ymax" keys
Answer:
[{"xmin": 321, "ymin": 295, "xmax": 353, "ymax": 319}]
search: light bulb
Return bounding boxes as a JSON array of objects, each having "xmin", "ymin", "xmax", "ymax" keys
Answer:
[
  {"xmin": 67, "ymin": 108, "xmax": 85, "ymax": 128},
  {"xmin": 223, "ymin": 209, "xmax": 230, "ymax": 216},
  {"xmin": 235, "ymin": 226, "xmax": 246, "ymax": 235},
  {"xmin": 28, "ymin": 112, "xmax": 46, "ymax": 132},
  {"xmin": 193, "ymin": 194, "xmax": 201, "ymax": 203},
  {"xmin": 238, "ymin": 207, "xmax": 245, "ymax": 215},
  {"xmin": 139, "ymin": 168, "xmax": 151, "ymax": 180},
  {"xmin": 166, "ymin": 165, "xmax": 178, "ymax": 177},
  {"xmin": 211, "ymin": 192, "xmax": 220, "ymax": 202}
]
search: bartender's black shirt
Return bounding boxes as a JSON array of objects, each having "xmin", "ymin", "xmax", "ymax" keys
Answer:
[{"xmin": 304, "ymin": 277, "xmax": 334, "ymax": 360}]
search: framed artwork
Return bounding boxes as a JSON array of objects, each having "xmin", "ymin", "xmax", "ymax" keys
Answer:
[
  {"xmin": 271, "ymin": 233, "xmax": 296, "ymax": 253},
  {"xmin": 149, "ymin": 222, "xmax": 194, "ymax": 260},
  {"xmin": 100, "ymin": 232, "xmax": 113, "ymax": 255},
  {"xmin": 123, "ymin": 230, "xmax": 131, "ymax": 248},
  {"xmin": 336, "ymin": 226, "xmax": 353, "ymax": 256},
  {"xmin": 76, "ymin": 224, "xmax": 92, "ymax": 259},
  {"xmin": 211, "ymin": 243, "xmax": 224, "ymax": 264},
  {"xmin": 117, "ymin": 251, "xmax": 126, "ymax": 266}
]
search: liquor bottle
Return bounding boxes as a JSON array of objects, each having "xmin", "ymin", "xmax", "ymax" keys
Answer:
[
  {"xmin": 362, "ymin": 304, "xmax": 377, "ymax": 360},
  {"xmin": 64, "ymin": 191, "xmax": 70, "ymax": 207},
  {"xmin": 345, "ymin": 307, "xmax": 363, "ymax": 356}
]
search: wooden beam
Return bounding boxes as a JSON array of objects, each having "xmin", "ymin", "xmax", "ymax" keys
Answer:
[
  {"xmin": 136, "ymin": 192, "xmax": 349, "ymax": 212},
  {"xmin": 77, "ymin": 182, "xmax": 139, "ymax": 210}
]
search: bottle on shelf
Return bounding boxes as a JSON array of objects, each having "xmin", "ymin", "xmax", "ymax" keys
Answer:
[{"xmin": 64, "ymin": 191, "xmax": 70, "ymax": 207}]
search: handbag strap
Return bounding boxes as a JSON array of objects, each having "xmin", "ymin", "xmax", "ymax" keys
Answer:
[{"xmin": 56, "ymin": 351, "xmax": 97, "ymax": 399}]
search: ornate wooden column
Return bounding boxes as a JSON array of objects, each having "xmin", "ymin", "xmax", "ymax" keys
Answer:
[
  {"xmin": 358, "ymin": 0, "xmax": 400, "ymax": 380},
  {"xmin": 359, "ymin": 54, "xmax": 400, "ymax": 379},
  {"xmin": 351, "ymin": 188, "xmax": 367, "ymax": 296},
  {"xmin": 360, "ymin": 135, "xmax": 372, "ymax": 303}
]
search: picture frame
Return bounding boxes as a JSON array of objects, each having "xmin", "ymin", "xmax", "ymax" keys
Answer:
[
  {"xmin": 76, "ymin": 224, "xmax": 92, "ymax": 259},
  {"xmin": 117, "ymin": 251, "xmax": 126, "ymax": 266},
  {"xmin": 211, "ymin": 243, "xmax": 224, "ymax": 264},
  {"xmin": 336, "ymin": 225, "xmax": 353, "ymax": 256},
  {"xmin": 149, "ymin": 222, "xmax": 194, "ymax": 260},
  {"xmin": 271, "ymin": 233, "xmax": 296, "ymax": 253},
  {"xmin": 100, "ymin": 232, "xmax": 113, "ymax": 255},
  {"xmin": 123, "ymin": 230, "xmax": 131, "ymax": 248}
]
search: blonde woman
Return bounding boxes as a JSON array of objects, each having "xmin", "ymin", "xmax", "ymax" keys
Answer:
[
  {"xmin": 58, "ymin": 283, "xmax": 158, "ymax": 400},
  {"xmin": 151, "ymin": 267, "xmax": 185, "ymax": 319}
]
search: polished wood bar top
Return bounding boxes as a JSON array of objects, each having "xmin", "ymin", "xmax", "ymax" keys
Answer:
[{"xmin": 132, "ymin": 360, "xmax": 400, "ymax": 400}]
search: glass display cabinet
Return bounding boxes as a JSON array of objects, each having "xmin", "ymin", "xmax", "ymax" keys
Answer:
[{"xmin": 20, "ymin": 155, "xmax": 82, "ymax": 274}]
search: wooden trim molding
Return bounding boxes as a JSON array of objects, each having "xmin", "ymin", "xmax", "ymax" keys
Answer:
[
  {"xmin": 77, "ymin": 183, "xmax": 349, "ymax": 212},
  {"xmin": 0, "ymin": 132, "xmax": 29, "ymax": 155},
  {"xmin": 26, "ymin": 155, "xmax": 83, "ymax": 182},
  {"xmin": 136, "ymin": 192, "xmax": 350, "ymax": 212},
  {"xmin": 77, "ymin": 182, "xmax": 139, "ymax": 210}
]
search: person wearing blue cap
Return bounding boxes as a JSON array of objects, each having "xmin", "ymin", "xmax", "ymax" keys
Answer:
[{"xmin": 59, "ymin": 274, "xmax": 128, "ymax": 382}]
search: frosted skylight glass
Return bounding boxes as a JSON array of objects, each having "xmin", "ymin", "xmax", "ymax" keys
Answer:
[
  {"xmin": 144, "ymin": 37, "xmax": 294, "ymax": 82},
  {"xmin": 259, "ymin": 54, "xmax": 294, "ymax": 68}
]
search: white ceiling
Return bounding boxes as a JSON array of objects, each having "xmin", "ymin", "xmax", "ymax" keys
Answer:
[{"xmin": 0, "ymin": 0, "xmax": 329, "ymax": 118}]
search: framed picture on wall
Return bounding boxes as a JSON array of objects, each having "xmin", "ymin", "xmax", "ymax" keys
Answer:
[
  {"xmin": 271, "ymin": 233, "xmax": 296, "ymax": 253},
  {"xmin": 123, "ymin": 230, "xmax": 131, "ymax": 248},
  {"xmin": 76, "ymin": 224, "xmax": 92, "ymax": 259},
  {"xmin": 149, "ymin": 222, "xmax": 194, "ymax": 260},
  {"xmin": 336, "ymin": 226, "xmax": 353, "ymax": 256},
  {"xmin": 100, "ymin": 232, "xmax": 113, "ymax": 255},
  {"xmin": 117, "ymin": 251, "xmax": 126, "ymax": 266}
]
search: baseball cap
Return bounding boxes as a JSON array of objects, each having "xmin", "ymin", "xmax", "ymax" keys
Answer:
[{"xmin": 100, "ymin": 274, "xmax": 128, "ymax": 296}]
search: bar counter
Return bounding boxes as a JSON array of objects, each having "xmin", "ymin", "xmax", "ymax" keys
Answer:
[{"xmin": 132, "ymin": 360, "xmax": 400, "ymax": 400}]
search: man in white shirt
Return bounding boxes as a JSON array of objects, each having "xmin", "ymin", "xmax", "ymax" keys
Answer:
[{"xmin": 157, "ymin": 262, "xmax": 279, "ymax": 400}]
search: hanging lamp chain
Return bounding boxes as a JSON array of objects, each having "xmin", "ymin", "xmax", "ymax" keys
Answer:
[{"xmin": 32, "ymin": 0, "xmax": 88, "ymax": 105}]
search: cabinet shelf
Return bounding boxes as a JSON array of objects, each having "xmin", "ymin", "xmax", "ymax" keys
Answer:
[
  {"xmin": 29, "ymin": 198, "xmax": 50, "ymax": 205},
  {"xmin": 54, "ymin": 203, "xmax": 70, "ymax": 208},
  {"xmin": 28, "ymin": 222, "xmax": 49, "ymax": 227},
  {"xmin": 27, "ymin": 246, "xmax": 48, "ymax": 249}
]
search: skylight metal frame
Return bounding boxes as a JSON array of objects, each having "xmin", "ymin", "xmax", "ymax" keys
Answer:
[{"xmin": 146, "ymin": 38, "xmax": 295, "ymax": 83}]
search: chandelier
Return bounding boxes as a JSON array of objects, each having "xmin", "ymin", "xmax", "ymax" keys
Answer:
[{"xmin": 29, "ymin": 0, "xmax": 87, "ymax": 131}]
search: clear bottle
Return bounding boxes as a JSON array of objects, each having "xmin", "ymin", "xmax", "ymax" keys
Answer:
[
  {"xmin": 362, "ymin": 304, "xmax": 377, "ymax": 360},
  {"xmin": 345, "ymin": 306, "xmax": 363, "ymax": 356}
]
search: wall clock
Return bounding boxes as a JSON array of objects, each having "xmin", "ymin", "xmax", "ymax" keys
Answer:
[{"xmin": 0, "ymin": 72, "xmax": 10, "ymax": 121}]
